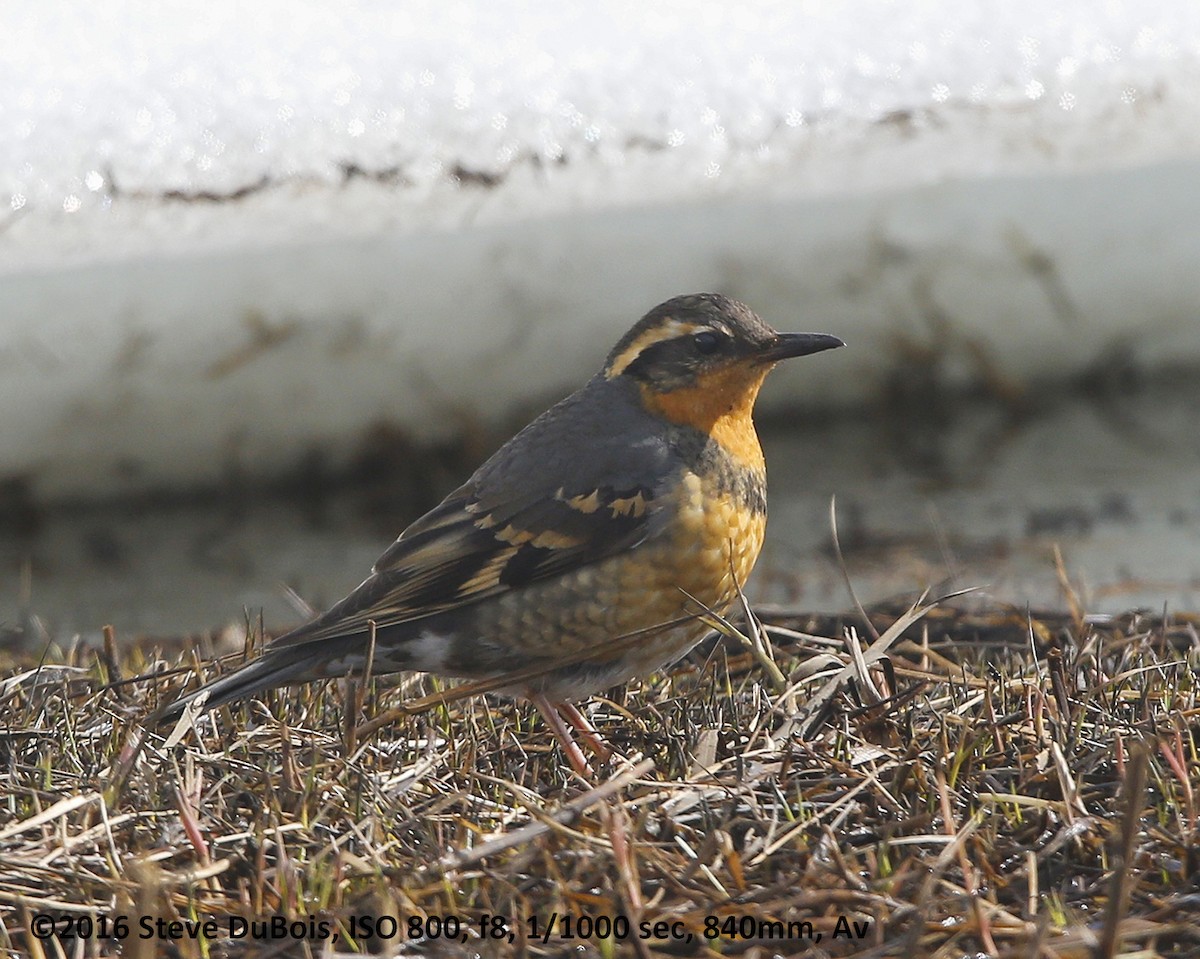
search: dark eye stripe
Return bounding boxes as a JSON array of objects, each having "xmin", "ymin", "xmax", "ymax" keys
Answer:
[{"xmin": 693, "ymin": 331, "xmax": 722, "ymax": 354}]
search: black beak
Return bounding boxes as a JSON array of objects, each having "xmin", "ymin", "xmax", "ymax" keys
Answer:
[{"xmin": 760, "ymin": 332, "xmax": 845, "ymax": 362}]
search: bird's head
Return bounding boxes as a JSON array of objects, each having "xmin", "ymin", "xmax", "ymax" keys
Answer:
[{"xmin": 603, "ymin": 293, "xmax": 843, "ymax": 464}]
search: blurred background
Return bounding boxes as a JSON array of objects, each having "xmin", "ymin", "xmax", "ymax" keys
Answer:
[{"xmin": 3, "ymin": 1, "xmax": 1200, "ymax": 646}]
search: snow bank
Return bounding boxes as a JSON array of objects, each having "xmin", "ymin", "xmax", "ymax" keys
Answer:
[{"xmin": 4, "ymin": 1, "xmax": 1199, "ymax": 499}]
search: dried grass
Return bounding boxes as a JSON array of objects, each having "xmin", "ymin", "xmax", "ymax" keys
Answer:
[{"xmin": 2, "ymin": 597, "xmax": 1198, "ymax": 958}]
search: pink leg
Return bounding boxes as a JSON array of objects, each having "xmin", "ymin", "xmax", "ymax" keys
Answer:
[
  {"xmin": 556, "ymin": 700, "xmax": 613, "ymax": 763},
  {"xmin": 531, "ymin": 693, "xmax": 596, "ymax": 779}
]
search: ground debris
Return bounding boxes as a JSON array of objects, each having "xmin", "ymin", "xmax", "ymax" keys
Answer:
[{"xmin": 1, "ymin": 598, "xmax": 1198, "ymax": 957}]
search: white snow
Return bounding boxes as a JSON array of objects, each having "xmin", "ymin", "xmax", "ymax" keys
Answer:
[
  {"xmin": 3, "ymin": 0, "xmax": 1200, "ymax": 499},
  {"xmin": 7, "ymin": 0, "xmax": 1200, "ymax": 216}
]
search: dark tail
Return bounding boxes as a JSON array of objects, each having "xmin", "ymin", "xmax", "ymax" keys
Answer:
[{"xmin": 154, "ymin": 637, "xmax": 366, "ymax": 725}]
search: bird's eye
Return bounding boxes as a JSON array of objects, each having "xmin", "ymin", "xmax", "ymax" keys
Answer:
[{"xmin": 692, "ymin": 331, "xmax": 722, "ymax": 354}]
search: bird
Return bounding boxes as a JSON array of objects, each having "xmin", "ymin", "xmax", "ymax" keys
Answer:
[{"xmin": 157, "ymin": 293, "xmax": 843, "ymax": 776}]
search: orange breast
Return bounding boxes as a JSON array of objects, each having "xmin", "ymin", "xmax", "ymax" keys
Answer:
[{"xmin": 667, "ymin": 471, "xmax": 767, "ymax": 614}]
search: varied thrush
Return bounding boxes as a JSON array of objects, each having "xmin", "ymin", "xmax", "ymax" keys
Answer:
[{"xmin": 159, "ymin": 293, "xmax": 843, "ymax": 771}]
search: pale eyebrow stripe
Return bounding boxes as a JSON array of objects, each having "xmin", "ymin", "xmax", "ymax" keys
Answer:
[{"xmin": 605, "ymin": 319, "xmax": 704, "ymax": 378}]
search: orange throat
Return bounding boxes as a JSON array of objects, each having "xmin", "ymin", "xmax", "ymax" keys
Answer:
[{"xmin": 641, "ymin": 364, "xmax": 771, "ymax": 471}]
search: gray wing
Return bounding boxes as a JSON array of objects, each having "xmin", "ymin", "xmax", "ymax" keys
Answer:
[{"xmin": 271, "ymin": 377, "xmax": 677, "ymax": 646}]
